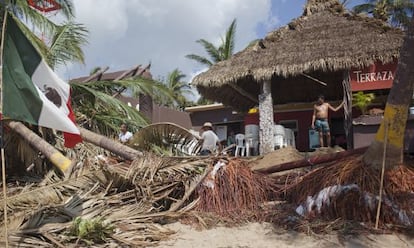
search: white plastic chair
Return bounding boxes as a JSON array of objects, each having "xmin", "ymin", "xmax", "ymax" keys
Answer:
[{"xmin": 235, "ymin": 133, "xmax": 246, "ymax": 157}]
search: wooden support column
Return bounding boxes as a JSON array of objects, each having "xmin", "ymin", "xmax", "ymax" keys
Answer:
[
  {"xmin": 259, "ymin": 80, "xmax": 274, "ymax": 155},
  {"xmin": 342, "ymin": 70, "xmax": 353, "ymax": 149}
]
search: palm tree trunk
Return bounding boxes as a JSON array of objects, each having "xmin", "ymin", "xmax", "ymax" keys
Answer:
[
  {"xmin": 7, "ymin": 121, "xmax": 72, "ymax": 173},
  {"xmin": 79, "ymin": 127, "xmax": 142, "ymax": 160},
  {"xmin": 259, "ymin": 80, "xmax": 274, "ymax": 154},
  {"xmin": 363, "ymin": 16, "xmax": 414, "ymax": 169}
]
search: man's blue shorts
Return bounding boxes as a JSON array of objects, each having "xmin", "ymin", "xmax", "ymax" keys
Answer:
[{"xmin": 315, "ymin": 119, "xmax": 330, "ymax": 133}]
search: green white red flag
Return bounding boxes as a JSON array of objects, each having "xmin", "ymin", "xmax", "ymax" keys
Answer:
[{"xmin": 2, "ymin": 14, "xmax": 82, "ymax": 148}]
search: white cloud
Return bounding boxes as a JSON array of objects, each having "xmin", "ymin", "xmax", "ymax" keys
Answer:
[{"xmin": 59, "ymin": 0, "xmax": 277, "ymax": 88}]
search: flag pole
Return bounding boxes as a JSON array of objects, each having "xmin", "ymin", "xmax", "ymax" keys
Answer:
[{"xmin": 0, "ymin": 10, "xmax": 9, "ymax": 248}]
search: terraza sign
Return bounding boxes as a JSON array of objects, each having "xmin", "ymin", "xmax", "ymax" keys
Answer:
[{"xmin": 350, "ymin": 61, "xmax": 397, "ymax": 91}]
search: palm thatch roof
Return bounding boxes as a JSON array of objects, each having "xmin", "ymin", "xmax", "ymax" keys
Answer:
[{"xmin": 192, "ymin": 0, "xmax": 404, "ymax": 111}]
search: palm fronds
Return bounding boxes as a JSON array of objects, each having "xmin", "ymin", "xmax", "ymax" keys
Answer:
[
  {"xmin": 6, "ymin": 0, "xmax": 59, "ymax": 35},
  {"xmin": 130, "ymin": 122, "xmax": 201, "ymax": 156},
  {"xmin": 71, "ymin": 80, "xmax": 150, "ymax": 136},
  {"xmin": 48, "ymin": 21, "xmax": 88, "ymax": 68},
  {"xmin": 186, "ymin": 19, "xmax": 237, "ymax": 67}
]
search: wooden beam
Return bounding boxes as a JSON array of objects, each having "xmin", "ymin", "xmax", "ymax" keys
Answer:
[
  {"xmin": 132, "ymin": 63, "xmax": 151, "ymax": 77},
  {"xmin": 254, "ymin": 147, "xmax": 368, "ymax": 174},
  {"xmin": 112, "ymin": 63, "xmax": 152, "ymax": 97},
  {"xmin": 114, "ymin": 64, "xmax": 141, "ymax": 81},
  {"xmin": 301, "ymin": 73, "xmax": 327, "ymax": 86},
  {"xmin": 228, "ymin": 83, "xmax": 259, "ymax": 104},
  {"xmin": 81, "ymin": 66, "xmax": 109, "ymax": 83}
]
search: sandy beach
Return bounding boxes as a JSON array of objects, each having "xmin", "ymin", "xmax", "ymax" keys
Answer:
[{"xmin": 157, "ymin": 222, "xmax": 414, "ymax": 248}]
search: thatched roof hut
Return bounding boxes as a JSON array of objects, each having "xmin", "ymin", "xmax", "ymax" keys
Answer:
[{"xmin": 192, "ymin": 0, "xmax": 404, "ymax": 111}]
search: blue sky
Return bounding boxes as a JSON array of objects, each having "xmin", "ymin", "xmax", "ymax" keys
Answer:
[{"xmin": 60, "ymin": 0, "xmax": 367, "ymax": 89}]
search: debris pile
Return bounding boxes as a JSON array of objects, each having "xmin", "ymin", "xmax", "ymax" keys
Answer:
[
  {"xmin": 280, "ymin": 155, "xmax": 414, "ymax": 227},
  {"xmin": 0, "ymin": 153, "xmax": 276, "ymax": 247}
]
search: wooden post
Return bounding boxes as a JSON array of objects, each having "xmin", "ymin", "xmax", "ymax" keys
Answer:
[
  {"xmin": 258, "ymin": 80, "xmax": 274, "ymax": 155},
  {"xmin": 342, "ymin": 70, "xmax": 354, "ymax": 149}
]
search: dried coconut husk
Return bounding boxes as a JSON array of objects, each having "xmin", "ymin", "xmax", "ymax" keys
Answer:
[
  {"xmin": 281, "ymin": 155, "xmax": 414, "ymax": 227},
  {"xmin": 196, "ymin": 158, "xmax": 275, "ymax": 221}
]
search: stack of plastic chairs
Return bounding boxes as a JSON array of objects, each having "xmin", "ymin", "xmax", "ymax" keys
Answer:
[
  {"xmin": 234, "ymin": 133, "xmax": 246, "ymax": 157},
  {"xmin": 245, "ymin": 124, "xmax": 259, "ymax": 156},
  {"xmin": 273, "ymin": 124, "xmax": 286, "ymax": 149},
  {"xmin": 284, "ymin": 128, "xmax": 296, "ymax": 148}
]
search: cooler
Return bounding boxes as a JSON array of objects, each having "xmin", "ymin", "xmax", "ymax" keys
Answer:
[{"xmin": 309, "ymin": 128, "xmax": 320, "ymax": 150}]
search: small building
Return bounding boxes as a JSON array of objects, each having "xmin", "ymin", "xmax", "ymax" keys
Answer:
[
  {"xmin": 191, "ymin": 0, "xmax": 406, "ymax": 153},
  {"xmin": 185, "ymin": 103, "xmax": 245, "ymax": 142}
]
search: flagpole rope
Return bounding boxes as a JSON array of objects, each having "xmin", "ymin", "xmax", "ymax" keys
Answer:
[{"xmin": 0, "ymin": 11, "xmax": 9, "ymax": 248}]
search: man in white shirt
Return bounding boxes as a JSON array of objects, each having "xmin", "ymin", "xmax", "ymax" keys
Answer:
[
  {"xmin": 199, "ymin": 122, "xmax": 222, "ymax": 156},
  {"xmin": 119, "ymin": 123, "xmax": 133, "ymax": 144}
]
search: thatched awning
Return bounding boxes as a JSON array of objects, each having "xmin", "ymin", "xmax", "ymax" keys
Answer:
[{"xmin": 192, "ymin": 0, "xmax": 404, "ymax": 111}]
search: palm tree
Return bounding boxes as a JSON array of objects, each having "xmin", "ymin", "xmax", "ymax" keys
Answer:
[
  {"xmin": 186, "ymin": 19, "xmax": 237, "ymax": 105},
  {"xmin": 186, "ymin": 18, "xmax": 237, "ymax": 67},
  {"xmin": 363, "ymin": 15, "xmax": 414, "ymax": 168},
  {"xmin": 165, "ymin": 69, "xmax": 194, "ymax": 108},
  {"xmin": 353, "ymin": 0, "xmax": 414, "ymax": 28},
  {"xmin": 71, "ymin": 76, "xmax": 176, "ymax": 136},
  {"xmin": 46, "ymin": 21, "xmax": 88, "ymax": 68},
  {"xmin": 1, "ymin": 0, "xmax": 74, "ymax": 36},
  {"xmin": 1, "ymin": 1, "xmax": 88, "ymax": 69}
]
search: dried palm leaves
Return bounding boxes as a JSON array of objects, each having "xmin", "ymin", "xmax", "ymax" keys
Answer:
[
  {"xmin": 0, "ymin": 150, "xmax": 278, "ymax": 247},
  {"xmin": 130, "ymin": 122, "xmax": 201, "ymax": 156},
  {"xmin": 196, "ymin": 158, "xmax": 276, "ymax": 221},
  {"xmin": 280, "ymin": 155, "xmax": 414, "ymax": 228}
]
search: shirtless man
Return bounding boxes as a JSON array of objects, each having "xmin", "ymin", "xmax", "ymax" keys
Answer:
[{"xmin": 311, "ymin": 95, "xmax": 344, "ymax": 147}]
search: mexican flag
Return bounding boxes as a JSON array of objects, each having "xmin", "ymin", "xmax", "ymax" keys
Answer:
[{"xmin": 2, "ymin": 14, "xmax": 82, "ymax": 148}]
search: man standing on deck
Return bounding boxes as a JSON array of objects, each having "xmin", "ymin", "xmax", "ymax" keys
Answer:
[{"xmin": 311, "ymin": 95, "xmax": 344, "ymax": 147}]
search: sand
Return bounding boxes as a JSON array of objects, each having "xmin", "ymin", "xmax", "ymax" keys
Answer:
[{"xmin": 157, "ymin": 222, "xmax": 414, "ymax": 248}]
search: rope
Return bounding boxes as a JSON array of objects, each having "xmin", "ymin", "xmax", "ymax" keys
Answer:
[
  {"xmin": 375, "ymin": 120, "xmax": 388, "ymax": 229},
  {"xmin": 0, "ymin": 11, "xmax": 9, "ymax": 248},
  {"xmin": 342, "ymin": 71, "xmax": 352, "ymax": 147},
  {"xmin": 1, "ymin": 148, "xmax": 8, "ymax": 247}
]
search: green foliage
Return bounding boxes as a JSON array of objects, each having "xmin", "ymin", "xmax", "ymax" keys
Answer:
[
  {"xmin": 48, "ymin": 21, "xmax": 89, "ymax": 68},
  {"xmin": 353, "ymin": 0, "xmax": 414, "ymax": 29},
  {"xmin": 3, "ymin": 4, "xmax": 88, "ymax": 70},
  {"xmin": 185, "ymin": 18, "xmax": 237, "ymax": 104},
  {"xmin": 71, "ymin": 80, "xmax": 150, "ymax": 136},
  {"xmin": 67, "ymin": 217, "xmax": 114, "ymax": 245},
  {"xmin": 352, "ymin": 91, "xmax": 375, "ymax": 115},
  {"xmin": 163, "ymin": 68, "xmax": 194, "ymax": 108},
  {"xmin": 186, "ymin": 18, "xmax": 237, "ymax": 67}
]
